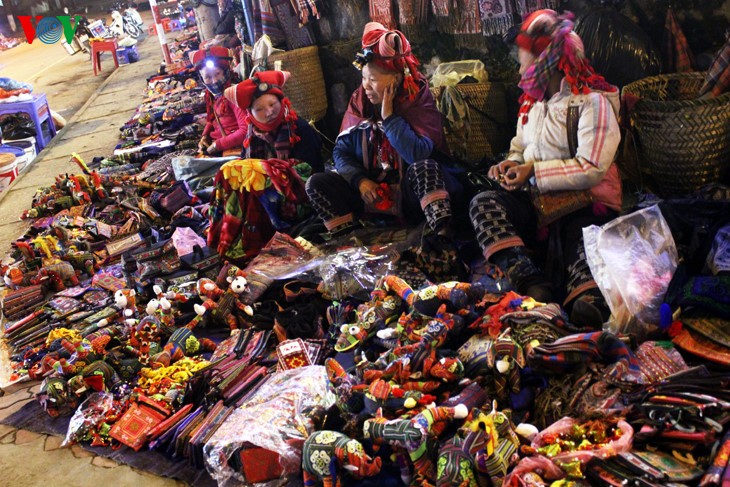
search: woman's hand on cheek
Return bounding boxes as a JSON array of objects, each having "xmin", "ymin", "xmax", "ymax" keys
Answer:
[
  {"xmin": 502, "ymin": 161, "xmax": 534, "ymax": 191},
  {"xmin": 381, "ymin": 81, "xmax": 396, "ymax": 120}
]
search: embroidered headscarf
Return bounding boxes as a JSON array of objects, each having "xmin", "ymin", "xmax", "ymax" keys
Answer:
[
  {"xmin": 224, "ymin": 71, "xmax": 300, "ymax": 154},
  {"xmin": 343, "ymin": 22, "xmax": 447, "ymax": 157},
  {"xmin": 515, "ymin": 10, "xmax": 615, "ymax": 124}
]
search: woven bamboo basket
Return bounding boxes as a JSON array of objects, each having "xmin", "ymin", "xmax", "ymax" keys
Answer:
[
  {"xmin": 265, "ymin": 46, "xmax": 328, "ymax": 123},
  {"xmin": 431, "ymin": 83, "xmax": 510, "ymax": 164},
  {"xmin": 622, "ymin": 72, "xmax": 730, "ymax": 197}
]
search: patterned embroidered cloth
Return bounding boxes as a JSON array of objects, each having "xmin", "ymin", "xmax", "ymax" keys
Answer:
[
  {"xmin": 699, "ymin": 35, "xmax": 730, "ymax": 97},
  {"xmin": 663, "ymin": 7, "xmax": 694, "ymax": 73}
]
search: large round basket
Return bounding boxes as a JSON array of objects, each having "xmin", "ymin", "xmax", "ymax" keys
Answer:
[
  {"xmin": 622, "ymin": 72, "xmax": 730, "ymax": 197},
  {"xmin": 265, "ymin": 46, "xmax": 328, "ymax": 123},
  {"xmin": 431, "ymin": 83, "xmax": 511, "ymax": 164}
]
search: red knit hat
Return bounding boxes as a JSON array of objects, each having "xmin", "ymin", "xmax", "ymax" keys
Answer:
[
  {"xmin": 515, "ymin": 9, "xmax": 557, "ymax": 56},
  {"xmin": 189, "ymin": 46, "xmax": 233, "ymax": 70},
  {"xmin": 223, "ymin": 70, "xmax": 290, "ymax": 109}
]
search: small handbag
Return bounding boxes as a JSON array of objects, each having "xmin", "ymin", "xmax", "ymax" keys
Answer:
[
  {"xmin": 529, "ymin": 97, "xmax": 593, "ymax": 227},
  {"xmin": 109, "ymin": 395, "xmax": 171, "ymax": 451}
]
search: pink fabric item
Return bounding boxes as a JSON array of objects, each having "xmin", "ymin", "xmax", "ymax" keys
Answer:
[{"xmin": 203, "ymin": 96, "xmax": 248, "ymax": 151}]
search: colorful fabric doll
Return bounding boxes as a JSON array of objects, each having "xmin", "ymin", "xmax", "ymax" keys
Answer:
[
  {"xmin": 195, "ymin": 271, "xmax": 254, "ymax": 331},
  {"xmin": 302, "ymin": 430, "xmax": 383, "ymax": 487},
  {"xmin": 363, "ymin": 404, "xmax": 469, "ymax": 485}
]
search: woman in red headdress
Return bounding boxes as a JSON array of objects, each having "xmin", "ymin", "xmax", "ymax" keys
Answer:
[
  {"xmin": 223, "ymin": 70, "xmax": 323, "ymax": 172},
  {"xmin": 469, "ymin": 10, "xmax": 622, "ymax": 328},
  {"xmin": 304, "ymin": 22, "xmax": 461, "ymax": 238},
  {"xmin": 190, "ymin": 47, "xmax": 247, "ymax": 156}
]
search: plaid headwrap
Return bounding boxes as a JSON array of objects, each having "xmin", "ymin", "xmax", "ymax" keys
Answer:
[
  {"xmin": 699, "ymin": 34, "xmax": 730, "ymax": 98},
  {"xmin": 515, "ymin": 10, "xmax": 615, "ymax": 124},
  {"xmin": 663, "ymin": 7, "xmax": 694, "ymax": 73}
]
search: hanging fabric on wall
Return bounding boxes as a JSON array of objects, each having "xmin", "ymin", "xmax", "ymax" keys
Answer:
[
  {"xmin": 431, "ymin": 0, "xmax": 452, "ymax": 17},
  {"xmin": 514, "ymin": 0, "xmax": 559, "ymax": 18},
  {"xmin": 452, "ymin": 0, "xmax": 482, "ymax": 35},
  {"xmin": 256, "ymin": 0, "xmax": 287, "ymax": 47},
  {"xmin": 291, "ymin": 0, "xmax": 321, "ymax": 26},
  {"xmin": 270, "ymin": 0, "xmax": 316, "ymax": 49},
  {"xmin": 479, "ymin": 0, "xmax": 516, "ymax": 36},
  {"xmin": 663, "ymin": 7, "xmax": 694, "ymax": 73},
  {"xmin": 370, "ymin": 0, "xmax": 396, "ymax": 29},
  {"xmin": 399, "ymin": 0, "xmax": 430, "ymax": 42}
]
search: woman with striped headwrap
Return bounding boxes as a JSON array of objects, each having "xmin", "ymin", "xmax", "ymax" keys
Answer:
[{"xmin": 469, "ymin": 10, "xmax": 622, "ymax": 328}]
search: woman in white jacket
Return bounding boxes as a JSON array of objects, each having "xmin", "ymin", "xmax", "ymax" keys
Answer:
[{"xmin": 470, "ymin": 9, "xmax": 622, "ymax": 328}]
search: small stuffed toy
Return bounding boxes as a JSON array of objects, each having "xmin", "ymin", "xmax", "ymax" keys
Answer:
[
  {"xmin": 37, "ymin": 376, "xmax": 79, "ymax": 418},
  {"xmin": 334, "ymin": 289, "xmax": 402, "ymax": 352},
  {"xmin": 486, "ymin": 332, "xmax": 525, "ymax": 403},
  {"xmin": 382, "ymin": 275, "xmax": 485, "ymax": 317},
  {"xmin": 196, "ymin": 271, "xmax": 254, "ymax": 331},
  {"xmin": 98, "ymin": 289, "xmax": 138, "ymax": 328},
  {"xmin": 302, "ymin": 430, "xmax": 383, "ymax": 487},
  {"xmin": 363, "ymin": 404, "xmax": 469, "ymax": 486},
  {"xmin": 151, "ymin": 306, "xmax": 215, "ymax": 366}
]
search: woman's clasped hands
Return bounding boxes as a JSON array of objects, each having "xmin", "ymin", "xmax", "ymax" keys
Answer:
[{"xmin": 488, "ymin": 160, "xmax": 534, "ymax": 191}]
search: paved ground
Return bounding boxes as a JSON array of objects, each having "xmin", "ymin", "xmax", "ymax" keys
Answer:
[
  {"xmin": 0, "ymin": 10, "xmax": 126, "ymax": 122},
  {"xmin": 0, "ymin": 17, "xmax": 193, "ymax": 487}
]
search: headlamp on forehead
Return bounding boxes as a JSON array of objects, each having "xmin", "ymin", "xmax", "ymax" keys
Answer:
[
  {"xmin": 353, "ymin": 49, "xmax": 375, "ymax": 70},
  {"xmin": 205, "ymin": 59, "xmax": 215, "ymax": 69}
]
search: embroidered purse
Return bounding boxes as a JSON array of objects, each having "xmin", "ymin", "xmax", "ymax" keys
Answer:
[
  {"xmin": 530, "ymin": 97, "xmax": 594, "ymax": 227},
  {"xmin": 109, "ymin": 395, "xmax": 171, "ymax": 451}
]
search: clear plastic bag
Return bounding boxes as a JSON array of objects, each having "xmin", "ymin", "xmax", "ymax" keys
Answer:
[
  {"xmin": 203, "ymin": 365, "xmax": 335, "ymax": 486},
  {"xmin": 531, "ymin": 416, "xmax": 633, "ymax": 465},
  {"xmin": 171, "ymin": 226, "xmax": 207, "ymax": 257},
  {"xmin": 706, "ymin": 224, "xmax": 730, "ymax": 275},
  {"xmin": 583, "ymin": 205, "xmax": 678, "ymax": 339},
  {"xmin": 431, "ymin": 60, "xmax": 489, "ymax": 87},
  {"xmin": 316, "ymin": 245, "xmax": 399, "ymax": 301},
  {"xmin": 62, "ymin": 392, "xmax": 116, "ymax": 447}
]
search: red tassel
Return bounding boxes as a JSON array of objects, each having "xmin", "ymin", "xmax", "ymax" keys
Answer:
[{"xmin": 403, "ymin": 72, "xmax": 418, "ymax": 101}]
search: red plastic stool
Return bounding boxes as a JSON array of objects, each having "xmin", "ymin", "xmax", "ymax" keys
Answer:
[
  {"xmin": 91, "ymin": 39, "xmax": 119, "ymax": 76},
  {"xmin": 162, "ymin": 18, "xmax": 172, "ymax": 32}
]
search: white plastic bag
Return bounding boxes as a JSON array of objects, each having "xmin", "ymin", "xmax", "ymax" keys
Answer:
[
  {"xmin": 431, "ymin": 60, "xmax": 489, "ymax": 87},
  {"xmin": 583, "ymin": 205, "xmax": 678, "ymax": 338}
]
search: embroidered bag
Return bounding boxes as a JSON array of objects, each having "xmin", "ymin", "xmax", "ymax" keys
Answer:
[{"xmin": 109, "ymin": 395, "xmax": 170, "ymax": 451}]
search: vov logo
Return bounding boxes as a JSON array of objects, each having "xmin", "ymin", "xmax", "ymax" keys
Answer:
[{"xmin": 17, "ymin": 15, "xmax": 82, "ymax": 45}]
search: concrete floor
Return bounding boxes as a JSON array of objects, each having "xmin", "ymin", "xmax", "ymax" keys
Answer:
[{"xmin": 0, "ymin": 14, "xmax": 195, "ymax": 487}]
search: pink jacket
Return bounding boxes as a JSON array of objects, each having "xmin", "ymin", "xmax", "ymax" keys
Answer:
[{"xmin": 203, "ymin": 96, "xmax": 248, "ymax": 151}]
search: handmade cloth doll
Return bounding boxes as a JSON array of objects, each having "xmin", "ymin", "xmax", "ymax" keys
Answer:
[
  {"xmin": 302, "ymin": 430, "xmax": 383, "ymax": 487},
  {"xmin": 363, "ymin": 404, "xmax": 469, "ymax": 485},
  {"xmin": 195, "ymin": 272, "xmax": 254, "ymax": 331}
]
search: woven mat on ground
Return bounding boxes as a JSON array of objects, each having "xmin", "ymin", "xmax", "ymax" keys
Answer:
[{"xmin": 0, "ymin": 398, "xmax": 217, "ymax": 487}]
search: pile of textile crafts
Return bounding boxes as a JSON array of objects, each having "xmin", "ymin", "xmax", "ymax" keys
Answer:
[{"xmin": 3, "ymin": 53, "xmax": 730, "ymax": 487}]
